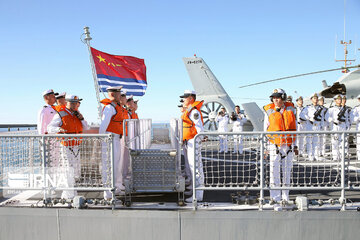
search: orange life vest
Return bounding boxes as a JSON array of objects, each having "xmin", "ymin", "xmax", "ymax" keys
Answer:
[
  {"xmin": 181, "ymin": 100, "xmax": 204, "ymax": 141},
  {"xmin": 101, "ymin": 98, "xmax": 126, "ymax": 135},
  {"xmin": 54, "ymin": 104, "xmax": 66, "ymax": 112},
  {"xmin": 58, "ymin": 108, "xmax": 83, "ymax": 146},
  {"xmin": 263, "ymin": 102, "xmax": 296, "ymax": 146},
  {"xmin": 131, "ymin": 111, "xmax": 139, "ymax": 119}
]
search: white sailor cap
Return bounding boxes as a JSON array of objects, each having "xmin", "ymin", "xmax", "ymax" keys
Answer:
[
  {"xmin": 42, "ymin": 89, "xmax": 57, "ymax": 96},
  {"xmin": 120, "ymin": 89, "xmax": 127, "ymax": 95},
  {"xmin": 318, "ymin": 96, "xmax": 324, "ymax": 101},
  {"xmin": 55, "ymin": 92, "xmax": 66, "ymax": 99},
  {"xmin": 286, "ymin": 95, "xmax": 293, "ymax": 101},
  {"xmin": 357, "ymin": 94, "xmax": 360, "ymax": 99},
  {"xmin": 333, "ymin": 94, "xmax": 342, "ymax": 100},
  {"xmin": 310, "ymin": 93, "xmax": 319, "ymax": 99},
  {"xmin": 134, "ymin": 99, "xmax": 139, "ymax": 104},
  {"xmin": 180, "ymin": 90, "xmax": 196, "ymax": 98},
  {"xmin": 127, "ymin": 95, "xmax": 134, "ymax": 102},
  {"xmin": 65, "ymin": 94, "xmax": 82, "ymax": 102},
  {"xmin": 106, "ymin": 86, "xmax": 122, "ymax": 92}
]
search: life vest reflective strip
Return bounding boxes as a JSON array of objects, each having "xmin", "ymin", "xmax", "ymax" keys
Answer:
[
  {"xmin": 263, "ymin": 102, "xmax": 296, "ymax": 146},
  {"xmin": 58, "ymin": 108, "xmax": 83, "ymax": 146},
  {"xmin": 182, "ymin": 100, "xmax": 204, "ymax": 141}
]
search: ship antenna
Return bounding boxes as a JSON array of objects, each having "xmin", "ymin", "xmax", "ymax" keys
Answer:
[{"xmin": 335, "ymin": 0, "xmax": 355, "ymax": 73}]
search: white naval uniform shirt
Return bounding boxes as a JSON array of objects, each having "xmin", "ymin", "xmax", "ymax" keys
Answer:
[
  {"xmin": 215, "ymin": 114, "xmax": 229, "ymax": 132},
  {"xmin": 325, "ymin": 105, "xmax": 349, "ymax": 130},
  {"xmin": 344, "ymin": 106, "xmax": 352, "ymax": 129},
  {"xmin": 99, "ymin": 104, "xmax": 117, "ymax": 134},
  {"xmin": 350, "ymin": 105, "xmax": 360, "ymax": 130},
  {"xmin": 299, "ymin": 104, "xmax": 323, "ymax": 130},
  {"xmin": 47, "ymin": 109, "xmax": 89, "ymax": 134},
  {"xmin": 320, "ymin": 106, "xmax": 329, "ymax": 130},
  {"xmin": 189, "ymin": 108, "xmax": 204, "ymax": 134},
  {"xmin": 37, "ymin": 104, "xmax": 57, "ymax": 134},
  {"xmin": 296, "ymin": 106, "xmax": 307, "ymax": 130},
  {"xmin": 231, "ymin": 114, "xmax": 247, "ymax": 132}
]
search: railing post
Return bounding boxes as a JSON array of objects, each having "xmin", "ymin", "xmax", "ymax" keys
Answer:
[
  {"xmin": 192, "ymin": 135, "xmax": 198, "ymax": 210},
  {"xmin": 110, "ymin": 134, "xmax": 116, "ymax": 209},
  {"xmin": 259, "ymin": 133, "xmax": 264, "ymax": 210},
  {"xmin": 340, "ymin": 132, "xmax": 346, "ymax": 211},
  {"xmin": 41, "ymin": 136, "xmax": 48, "ymax": 206}
]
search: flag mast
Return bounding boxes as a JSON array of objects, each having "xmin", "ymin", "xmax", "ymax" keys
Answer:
[{"xmin": 82, "ymin": 26, "xmax": 102, "ymax": 120}]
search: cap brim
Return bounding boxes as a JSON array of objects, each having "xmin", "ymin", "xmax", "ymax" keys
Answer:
[
  {"xmin": 270, "ymin": 93, "xmax": 282, "ymax": 98},
  {"xmin": 67, "ymin": 99, "xmax": 82, "ymax": 102},
  {"xmin": 180, "ymin": 94, "xmax": 192, "ymax": 98}
]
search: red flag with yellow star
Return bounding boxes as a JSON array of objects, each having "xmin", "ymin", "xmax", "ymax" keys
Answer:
[{"xmin": 90, "ymin": 47, "xmax": 147, "ymax": 96}]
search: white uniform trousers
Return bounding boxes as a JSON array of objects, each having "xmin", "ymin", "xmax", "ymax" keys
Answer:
[
  {"xmin": 219, "ymin": 133, "xmax": 228, "ymax": 153},
  {"xmin": 59, "ymin": 145, "xmax": 80, "ymax": 199},
  {"xmin": 269, "ymin": 144, "xmax": 293, "ymax": 202},
  {"xmin": 306, "ymin": 122, "xmax": 321, "ymax": 160},
  {"xmin": 319, "ymin": 126, "xmax": 328, "ymax": 156},
  {"xmin": 47, "ymin": 138, "xmax": 61, "ymax": 168},
  {"xmin": 183, "ymin": 138, "xmax": 205, "ymax": 201},
  {"xmin": 232, "ymin": 133, "xmax": 244, "ymax": 154},
  {"xmin": 296, "ymin": 122, "xmax": 307, "ymax": 155},
  {"xmin": 120, "ymin": 136, "xmax": 130, "ymax": 188},
  {"xmin": 331, "ymin": 123, "xmax": 347, "ymax": 161},
  {"xmin": 102, "ymin": 134, "xmax": 122, "ymax": 199}
]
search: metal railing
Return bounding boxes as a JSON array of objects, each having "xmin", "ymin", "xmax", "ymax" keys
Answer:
[
  {"xmin": 124, "ymin": 119, "xmax": 152, "ymax": 150},
  {"xmin": 0, "ymin": 133, "xmax": 115, "ymax": 204},
  {"xmin": 192, "ymin": 130, "xmax": 360, "ymax": 210}
]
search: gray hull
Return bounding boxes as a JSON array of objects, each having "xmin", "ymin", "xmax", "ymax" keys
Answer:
[{"xmin": 0, "ymin": 207, "xmax": 359, "ymax": 240}]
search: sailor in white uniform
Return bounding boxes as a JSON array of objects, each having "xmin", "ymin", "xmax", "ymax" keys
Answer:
[
  {"xmin": 325, "ymin": 95, "xmax": 349, "ymax": 161},
  {"xmin": 318, "ymin": 96, "xmax": 329, "ymax": 156},
  {"xmin": 47, "ymin": 95, "xmax": 89, "ymax": 200},
  {"xmin": 342, "ymin": 96, "xmax": 352, "ymax": 130},
  {"xmin": 230, "ymin": 105, "xmax": 247, "ymax": 154},
  {"xmin": 180, "ymin": 90, "xmax": 205, "ymax": 203},
  {"xmin": 215, "ymin": 107, "xmax": 229, "ymax": 153},
  {"xmin": 37, "ymin": 89, "xmax": 57, "ymax": 134},
  {"xmin": 300, "ymin": 93, "xmax": 324, "ymax": 161},
  {"xmin": 99, "ymin": 86, "xmax": 123, "ymax": 200},
  {"xmin": 295, "ymin": 96, "xmax": 306, "ymax": 156},
  {"xmin": 350, "ymin": 95, "xmax": 360, "ymax": 160}
]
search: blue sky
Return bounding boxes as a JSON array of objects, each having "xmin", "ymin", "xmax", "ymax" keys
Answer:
[{"xmin": 1, "ymin": 0, "xmax": 359, "ymax": 124}]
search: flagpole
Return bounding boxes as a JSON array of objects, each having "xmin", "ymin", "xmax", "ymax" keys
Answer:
[{"xmin": 82, "ymin": 26, "xmax": 102, "ymax": 120}]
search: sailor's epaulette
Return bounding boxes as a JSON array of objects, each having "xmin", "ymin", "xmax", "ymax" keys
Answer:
[{"xmin": 43, "ymin": 105, "xmax": 48, "ymax": 108}]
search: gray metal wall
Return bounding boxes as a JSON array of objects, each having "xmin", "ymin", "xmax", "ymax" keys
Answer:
[{"xmin": 0, "ymin": 208, "xmax": 359, "ymax": 240}]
